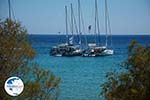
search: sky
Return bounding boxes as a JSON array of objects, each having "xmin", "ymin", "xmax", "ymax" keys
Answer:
[{"xmin": 0, "ymin": 0, "xmax": 150, "ymax": 35}]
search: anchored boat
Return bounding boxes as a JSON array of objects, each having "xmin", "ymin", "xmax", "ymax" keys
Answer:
[
  {"xmin": 50, "ymin": 0, "xmax": 114, "ymax": 57},
  {"xmin": 82, "ymin": 0, "xmax": 114, "ymax": 57},
  {"xmin": 50, "ymin": 3, "xmax": 83, "ymax": 57}
]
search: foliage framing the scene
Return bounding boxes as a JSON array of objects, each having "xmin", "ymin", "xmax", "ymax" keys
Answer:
[
  {"xmin": 101, "ymin": 40, "xmax": 150, "ymax": 100},
  {"xmin": 0, "ymin": 19, "xmax": 60, "ymax": 100}
]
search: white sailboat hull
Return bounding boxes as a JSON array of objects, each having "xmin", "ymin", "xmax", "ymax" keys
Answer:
[{"xmin": 101, "ymin": 49, "xmax": 114, "ymax": 55}]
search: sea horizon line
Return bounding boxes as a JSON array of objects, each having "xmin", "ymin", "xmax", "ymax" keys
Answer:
[{"xmin": 29, "ymin": 33, "xmax": 150, "ymax": 36}]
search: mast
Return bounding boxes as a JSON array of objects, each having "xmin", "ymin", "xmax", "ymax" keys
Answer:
[
  {"xmin": 65, "ymin": 6, "xmax": 69, "ymax": 44},
  {"xmin": 78, "ymin": 0, "xmax": 81, "ymax": 45},
  {"xmin": 96, "ymin": 0, "xmax": 100, "ymax": 46},
  {"xmin": 107, "ymin": 0, "xmax": 112, "ymax": 48},
  {"xmin": 71, "ymin": 3, "xmax": 74, "ymax": 36},
  {"xmin": 95, "ymin": 0, "xmax": 101, "ymax": 46},
  {"xmin": 105, "ymin": 0, "xmax": 108, "ymax": 47},
  {"xmin": 72, "ymin": 5, "xmax": 79, "ymax": 44},
  {"xmin": 94, "ymin": 0, "xmax": 97, "ymax": 44},
  {"xmin": 73, "ymin": 11, "xmax": 78, "ymax": 35},
  {"xmin": 8, "ymin": 0, "xmax": 11, "ymax": 19}
]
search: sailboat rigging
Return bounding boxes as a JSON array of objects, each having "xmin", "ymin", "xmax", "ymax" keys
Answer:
[
  {"xmin": 82, "ymin": 0, "xmax": 107, "ymax": 57},
  {"xmin": 50, "ymin": 0, "xmax": 114, "ymax": 57},
  {"xmin": 50, "ymin": 4, "xmax": 82, "ymax": 56},
  {"xmin": 101, "ymin": 0, "xmax": 114, "ymax": 55}
]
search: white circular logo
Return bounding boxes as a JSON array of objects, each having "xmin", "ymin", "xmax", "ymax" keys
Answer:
[{"xmin": 4, "ymin": 76, "xmax": 24, "ymax": 96}]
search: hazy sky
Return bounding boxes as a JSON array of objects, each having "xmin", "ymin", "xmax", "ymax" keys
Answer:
[{"xmin": 0, "ymin": 0, "xmax": 150, "ymax": 35}]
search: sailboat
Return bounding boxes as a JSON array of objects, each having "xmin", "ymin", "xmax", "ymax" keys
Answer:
[
  {"xmin": 50, "ymin": 0, "xmax": 114, "ymax": 57},
  {"xmin": 100, "ymin": 0, "xmax": 114, "ymax": 55},
  {"xmin": 82, "ymin": 0, "xmax": 114, "ymax": 57},
  {"xmin": 50, "ymin": 5, "xmax": 82, "ymax": 56},
  {"xmin": 82, "ymin": 0, "xmax": 107, "ymax": 57}
]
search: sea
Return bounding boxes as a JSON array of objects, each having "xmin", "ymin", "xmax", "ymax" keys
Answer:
[{"xmin": 29, "ymin": 35, "xmax": 150, "ymax": 100}]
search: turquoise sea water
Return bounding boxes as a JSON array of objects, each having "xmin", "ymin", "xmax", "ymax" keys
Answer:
[{"xmin": 30, "ymin": 35, "xmax": 150, "ymax": 100}]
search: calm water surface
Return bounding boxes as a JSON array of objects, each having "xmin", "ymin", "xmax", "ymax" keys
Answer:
[{"xmin": 29, "ymin": 35, "xmax": 150, "ymax": 100}]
